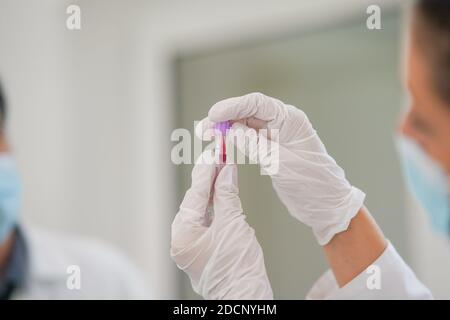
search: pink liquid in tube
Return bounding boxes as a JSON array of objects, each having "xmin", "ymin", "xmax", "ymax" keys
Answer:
[
  {"xmin": 205, "ymin": 121, "xmax": 232, "ymax": 222},
  {"xmin": 214, "ymin": 121, "xmax": 231, "ymax": 164}
]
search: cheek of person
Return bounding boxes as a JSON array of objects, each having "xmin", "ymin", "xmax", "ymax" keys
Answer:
[{"xmin": 400, "ymin": 35, "xmax": 450, "ymax": 175}]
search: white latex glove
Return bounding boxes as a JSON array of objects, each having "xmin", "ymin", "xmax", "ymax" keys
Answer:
[
  {"xmin": 197, "ymin": 92, "xmax": 366, "ymax": 245},
  {"xmin": 170, "ymin": 151, "xmax": 273, "ymax": 299}
]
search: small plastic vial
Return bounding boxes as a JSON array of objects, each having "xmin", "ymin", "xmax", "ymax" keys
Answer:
[{"xmin": 214, "ymin": 121, "xmax": 231, "ymax": 164}]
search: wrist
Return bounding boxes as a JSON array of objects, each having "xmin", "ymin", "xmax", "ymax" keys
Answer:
[{"xmin": 323, "ymin": 207, "xmax": 387, "ymax": 287}]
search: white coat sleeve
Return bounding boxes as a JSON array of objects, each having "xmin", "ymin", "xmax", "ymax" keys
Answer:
[{"xmin": 306, "ymin": 241, "xmax": 433, "ymax": 299}]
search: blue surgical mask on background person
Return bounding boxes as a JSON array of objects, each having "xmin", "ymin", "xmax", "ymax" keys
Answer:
[
  {"xmin": 397, "ymin": 136, "xmax": 450, "ymax": 235},
  {"xmin": 0, "ymin": 154, "xmax": 21, "ymax": 243}
]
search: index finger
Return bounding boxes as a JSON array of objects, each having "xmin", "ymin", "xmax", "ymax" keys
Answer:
[{"xmin": 208, "ymin": 92, "xmax": 284, "ymax": 124}]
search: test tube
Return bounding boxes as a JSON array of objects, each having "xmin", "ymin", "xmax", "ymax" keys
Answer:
[
  {"xmin": 214, "ymin": 121, "xmax": 231, "ymax": 165},
  {"xmin": 205, "ymin": 121, "xmax": 231, "ymax": 224}
]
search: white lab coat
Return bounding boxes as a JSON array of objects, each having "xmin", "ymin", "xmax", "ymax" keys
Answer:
[
  {"xmin": 12, "ymin": 224, "xmax": 152, "ymax": 300},
  {"xmin": 306, "ymin": 241, "xmax": 433, "ymax": 299}
]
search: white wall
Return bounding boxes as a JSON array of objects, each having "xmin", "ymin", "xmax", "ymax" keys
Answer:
[{"xmin": 0, "ymin": 0, "xmax": 177, "ymax": 298}]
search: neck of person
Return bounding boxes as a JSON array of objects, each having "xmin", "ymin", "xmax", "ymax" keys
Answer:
[{"xmin": 0, "ymin": 231, "xmax": 15, "ymax": 276}]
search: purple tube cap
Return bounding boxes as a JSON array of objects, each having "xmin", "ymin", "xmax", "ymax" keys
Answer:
[{"xmin": 214, "ymin": 121, "xmax": 231, "ymax": 135}]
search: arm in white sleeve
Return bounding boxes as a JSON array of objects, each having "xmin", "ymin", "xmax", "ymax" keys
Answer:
[{"xmin": 307, "ymin": 241, "xmax": 433, "ymax": 300}]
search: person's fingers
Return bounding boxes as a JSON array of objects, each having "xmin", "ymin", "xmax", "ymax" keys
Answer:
[
  {"xmin": 208, "ymin": 92, "xmax": 285, "ymax": 126},
  {"xmin": 226, "ymin": 122, "xmax": 258, "ymax": 162},
  {"xmin": 195, "ymin": 117, "xmax": 215, "ymax": 141},
  {"xmin": 212, "ymin": 164, "xmax": 244, "ymax": 222},
  {"xmin": 195, "ymin": 116, "xmax": 267, "ymax": 143},
  {"xmin": 227, "ymin": 122, "xmax": 282, "ymax": 176},
  {"xmin": 178, "ymin": 151, "xmax": 216, "ymax": 223},
  {"xmin": 227, "ymin": 121, "xmax": 277, "ymax": 161},
  {"xmin": 171, "ymin": 150, "xmax": 217, "ymax": 253}
]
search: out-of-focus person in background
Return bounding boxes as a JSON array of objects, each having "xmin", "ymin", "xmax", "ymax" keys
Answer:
[
  {"xmin": 171, "ymin": 0, "xmax": 449, "ymax": 299},
  {"xmin": 0, "ymin": 82, "xmax": 151, "ymax": 299}
]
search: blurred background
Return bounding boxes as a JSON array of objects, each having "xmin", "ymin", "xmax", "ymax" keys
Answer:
[{"xmin": 0, "ymin": 0, "xmax": 449, "ymax": 299}]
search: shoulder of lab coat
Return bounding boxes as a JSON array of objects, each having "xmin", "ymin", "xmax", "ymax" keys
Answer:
[
  {"xmin": 13, "ymin": 223, "xmax": 152, "ymax": 300},
  {"xmin": 306, "ymin": 241, "xmax": 433, "ymax": 300}
]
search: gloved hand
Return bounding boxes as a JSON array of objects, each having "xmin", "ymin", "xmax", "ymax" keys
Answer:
[
  {"xmin": 197, "ymin": 92, "xmax": 366, "ymax": 245},
  {"xmin": 170, "ymin": 151, "xmax": 273, "ymax": 299}
]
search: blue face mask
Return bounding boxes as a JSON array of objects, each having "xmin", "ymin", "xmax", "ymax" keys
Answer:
[
  {"xmin": 0, "ymin": 154, "xmax": 21, "ymax": 243},
  {"xmin": 397, "ymin": 136, "xmax": 450, "ymax": 235}
]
